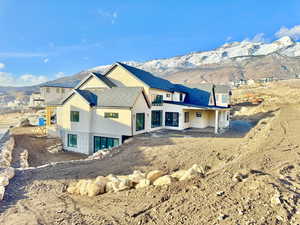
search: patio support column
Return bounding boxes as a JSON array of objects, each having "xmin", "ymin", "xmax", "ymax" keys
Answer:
[{"xmin": 215, "ymin": 110, "xmax": 219, "ymax": 134}]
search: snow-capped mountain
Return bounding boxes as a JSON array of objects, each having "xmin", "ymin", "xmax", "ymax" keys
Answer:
[{"xmin": 88, "ymin": 36, "xmax": 300, "ymax": 78}]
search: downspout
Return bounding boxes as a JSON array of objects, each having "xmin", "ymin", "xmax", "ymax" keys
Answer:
[{"xmin": 130, "ymin": 108, "xmax": 133, "ymax": 136}]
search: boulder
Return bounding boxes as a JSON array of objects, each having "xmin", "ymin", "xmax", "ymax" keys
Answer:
[
  {"xmin": 190, "ymin": 164, "xmax": 205, "ymax": 176},
  {"xmin": 179, "ymin": 167, "xmax": 203, "ymax": 181},
  {"xmin": 171, "ymin": 170, "xmax": 187, "ymax": 180},
  {"xmin": 147, "ymin": 170, "xmax": 164, "ymax": 183},
  {"xmin": 153, "ymin": 175, "xmax": 175, "ymax": 186},
  {"xmin": 87, "ymin": 180, "xmax": 106, "ymax": 197},
  {"xmin": 3, "ymin": 167, "xmax": 15, "ymax": 180},
  {"xmin": 232, "ymin": 173, "xmax": 245, "ymax": 182},
  {"xmin": 0, "ymin": 186, "xmax": 5, "ymax": 201},
  {"xmin": 0, "ymin": 176, "xmax": 9, "ymax": 186},
  {"xmin": 67, "ymin": 185, "xmax": 77, "ymax": 194},
  {"xmin": 111, "ymin": 178, "xmax": 133, "ymax": 192},
  {"xmin": 128, "ymin": 170, "xmax": 146, "ymax": 184},
  {"xmin": 105, "ymin": 182, "xmax": 115, "ymax": 193},
  {"xmin": 135, "ymin": 179, "xmax": 151, "ymax": 189},
  {"xmin": 78, "ymin": 179, "xmax": 92, "ymax": 196}
]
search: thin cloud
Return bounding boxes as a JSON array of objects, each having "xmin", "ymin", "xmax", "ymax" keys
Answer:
[
  {"xmin": 0, "ymin": 72, "xmax": 48, "ymax": 86},
  {"xmin": 243, "ymin": 33, "xmax": 266, "ymax": 43},
  {"xmin": 55, "ymin": 72, "xmax": 66, "ymax": 78},
  {"xmin": 0, "ymin": 52, "xmax": 47, "ymax": 58},
  {"xmin": 97, "ymin": 9, "xmax": 118, "ymax": 24},
  {"xmin": 43, "ymin": 58, "xmax": 49, "ymax": 63},
  {"xmin": 0, "ymin": 63, "xmax": 5, "ymax": 69},
  {"xmin": 275, "ymin": 25, "xmax": 300, "ymax": 40}
]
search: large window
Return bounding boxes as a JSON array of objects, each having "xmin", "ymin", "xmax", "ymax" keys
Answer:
[
  {"xmin": 94, "ymin": 136, "xmax": 119, "ymax": 152},
  {"xmin": 104, "ymin": 112, "xmax": 119, "ymax": 118},
  {"xmin": 165, "ymin": 112, "xmax": 179, "ymax": 127},
  {"xmin": 151, "ymin": 110, "xmax": 162, "ymax": 128},
  {"xmin": 184, "ymin": 112, "xmax": 189, "ymax": 123},
  {"xmin": 68, "ymin": 134, "xmax": 78, "ymax": 148},
  {"xmin": 136, "ymin": 113, "xmax": 145, "ymax": 131},
  {"xmin": 151, "ymin": 95, "xmax": 163, "ymax": 106},
  {"xmin": 70, "ymin": 111, "xmax": 79, "ymax": 122}
]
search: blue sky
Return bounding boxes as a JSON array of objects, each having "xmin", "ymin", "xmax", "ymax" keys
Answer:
[{"xmin": 1, "ymin": 0, "xmax": 300, "ymax": 86}]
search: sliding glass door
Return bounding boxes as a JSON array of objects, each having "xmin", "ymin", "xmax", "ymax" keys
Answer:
[{"xmin": 165, "ymin": 112, "xmax": 179, "ymax": 127}]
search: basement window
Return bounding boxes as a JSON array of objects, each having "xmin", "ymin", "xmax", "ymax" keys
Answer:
[
  {"xmin": 68, "ymin": 134, "xmax": 77, "ymax": 148},
  {"xmin": 104, "ymin": 112, "xmax": 119, "ymax": 118},
  {"xmin": 70, "ymin": 111, "xmax": 80, "ymax": 122}
]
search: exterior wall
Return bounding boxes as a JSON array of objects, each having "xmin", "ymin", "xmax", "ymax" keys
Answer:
[
  {"xmin": 216, "ymin": 93, "xmax": 230, "ymax": 107},
  {"xmin": 91, "ymin": 107, "xmax": 132, "ymax": 136},
  {"xmin": 132, "ymin": 93, "xmax": 151, "ymax": 135},
  {"xmin": 106, "ymin": 66, "xmax": 150, "ymax": 94},
  {"xmin": 40, "ymin": 86, "xmax": 72, "ymax": 104},
  {"xmin": 149, "ymin": 88, "xmax": 173, "ymax": 102},
  {"xmin": 56, "ymin": 94, "xmax": 92, "ymax": 154},
  {"xmin": 79, "ymin": 76, "xmax": 109, "ymax": 90},
  {"xmin": 190, "ymin": 110, "xmax": 214, "ymax": 129}
]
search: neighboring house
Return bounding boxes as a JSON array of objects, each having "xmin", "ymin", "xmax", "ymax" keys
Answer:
[
  {"xmin": 29, "ymin": 92, "xmax": 45, "ymax": 108},
  {"xmin": 46, "ymin": 62, "xmax": 231, "ymax": 155}
]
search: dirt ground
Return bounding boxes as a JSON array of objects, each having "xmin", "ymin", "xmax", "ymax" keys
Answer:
[
  {"xmin": 1, "ymin": 80, "xmax": 300, "ymax": 225},
  {"xmin": 10, "ymin": 127, "xmax": 87, "ymax": 167}
]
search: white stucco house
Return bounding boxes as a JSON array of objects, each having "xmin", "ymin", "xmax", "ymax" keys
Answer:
[{"xmin": 47, "ymin": 62, "xmax": 231, "ymax": 155}]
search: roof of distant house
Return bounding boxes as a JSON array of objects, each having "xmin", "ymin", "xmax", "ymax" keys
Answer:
[{"xmin": 40, "ymin": 80, "xmax": 80, "ymax": 88}]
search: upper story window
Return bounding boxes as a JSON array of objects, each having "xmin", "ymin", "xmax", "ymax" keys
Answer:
[
  {"xmin": 196, "ymin": 112, "xmax": 202, "ymax": 118},
  {"xmin": 151, "ymin": 95, "xmax": 163, "ymax": 106},
  {"xmin": 179, "ymin": 93, "xmax": 183, "ymax": 102},
  {"xmin": 70, "ymin": 111, "xmax": 80, "ymax": 122},
  {"xmin": 46, "ymin": 87, "xmax": 50, "ymax": 93},
  {"xmin": 104, "ymin": 112, "xmax": 119, "ymax": 118},
  {"xmin": 166, "ymin": 93, "xmax": 171, "ymax": 98},
  {"xmin": 222, "ymin": 94, "xmax": 228, "ymax": 103}
]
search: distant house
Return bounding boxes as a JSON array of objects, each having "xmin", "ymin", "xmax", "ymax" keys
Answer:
[
  {"xmin": 29, "ymin": 92, "xmax": 45, "ymax": 108},
  {"xmin": 46, "ymin": 62, "xmax": 231, "ymax": 155}
]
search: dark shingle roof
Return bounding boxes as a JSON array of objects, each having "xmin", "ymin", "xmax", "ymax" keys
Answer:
[
  {"xmin": 117, "ymin": 62, "xmax": 175, "ymax": 92},
  {"xmin": 76, "ymin": 87, "xmax": 144, "ymax": 108},
  {"xmin": 90, "ymin": 72, "xmax": 117, "ymax": 88},
  {"xmin": 214, "ymin": 85, "xmax": 230, "ymax": 94},
  {"xmin": 41, "ymin": 80, "xmax": 80, "ymax": 88}
]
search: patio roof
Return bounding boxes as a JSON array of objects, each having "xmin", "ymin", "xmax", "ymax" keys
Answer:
[{"xmin": 163, "ymin": 100, "xmax": 230, "ymax": 110}]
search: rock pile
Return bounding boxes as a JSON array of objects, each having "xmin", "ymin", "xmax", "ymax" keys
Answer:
[
  {"xmin": 20, "ymin": 150, "xmax": 29, "ymax": 168},
  {"xmin": 46, "ymin": 142, "xmax": 63, "ymax": 153},
  {"xmin": 0, "ymin": 167, "xmax": 15, "ymax": 200},
  {"xmin": 67, "ymin": 164, "xmax": 205, "ymax": 197},
  {"xmin": 0, "ymin": 137, "xmax": 15, "ymax": 167}
]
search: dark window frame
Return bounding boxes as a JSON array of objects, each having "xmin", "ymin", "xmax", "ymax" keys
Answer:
[
  {"xmin": 165, "ymin": 112, "xmax": 179, "ymax": 127},
  {"xmin": 184, "ymin": 112, "xmax": 189, "ymax": 123},
  {"xmin": 152, "ymin": 95, "xmax": 163, "ymax": 106},
  {"xmin": 196, "ymin": 112, "xmax": 202, "ymax": 118},
  {"xmin": 136, "ymin": 113, "xmax": 145, "ymax": 131},
  {"xmin": 70, "ymin": 111, "xmax": 80, "ymax": 122},
  {"xmin": 104, "ymin": 112, "xmax": 119, "ymax": 118},
  {"xmin": 68, "ymin": 134, "xmax": 77, "ymax": 148},
  {"xmin": 94, "ymin": 136, "xmax": 119, "ymax": 152},
  {"xmin": 151, "ymin": 110, "xmax": 162, "ymax": 128}
]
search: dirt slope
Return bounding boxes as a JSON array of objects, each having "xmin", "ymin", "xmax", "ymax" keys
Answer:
[{"xmin": 1, "ymin": 81, "xmax": 300, "ymax": 225}]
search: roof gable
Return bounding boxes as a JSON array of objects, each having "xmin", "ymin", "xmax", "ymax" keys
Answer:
[{"xmin": 75, "ymin": 72, "xmax": 116, "ymax": 90}]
